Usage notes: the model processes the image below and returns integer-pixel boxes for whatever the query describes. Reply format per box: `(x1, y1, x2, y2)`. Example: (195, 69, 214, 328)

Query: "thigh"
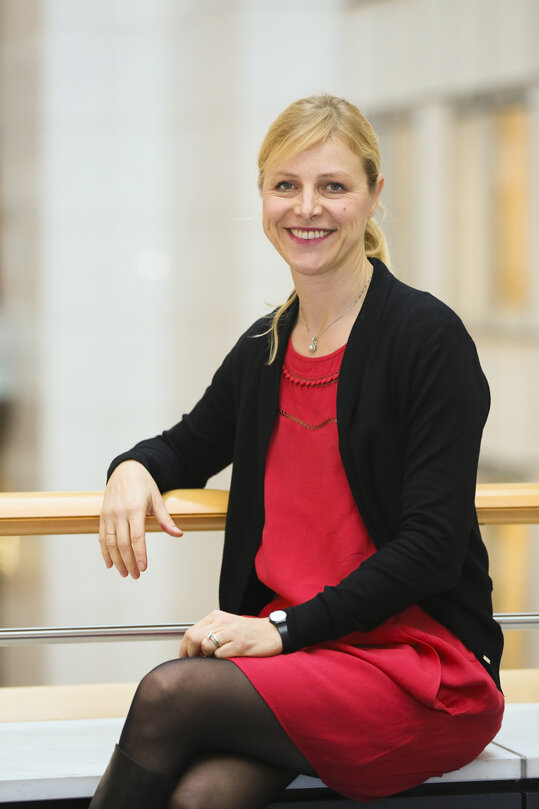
(191, 659, 316, 774)
(167, 752, 296, 809)
(122, 656, 317, 777)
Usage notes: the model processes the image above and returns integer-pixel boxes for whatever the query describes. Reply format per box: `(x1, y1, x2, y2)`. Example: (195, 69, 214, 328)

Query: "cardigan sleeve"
(286, 318, 491, 649)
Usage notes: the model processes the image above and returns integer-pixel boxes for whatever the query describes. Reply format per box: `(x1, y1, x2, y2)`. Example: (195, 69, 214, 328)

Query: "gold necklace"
(299, 270, 372, 353)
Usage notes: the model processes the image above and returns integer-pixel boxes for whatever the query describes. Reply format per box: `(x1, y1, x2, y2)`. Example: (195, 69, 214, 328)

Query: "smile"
(288, 228, 334, 243)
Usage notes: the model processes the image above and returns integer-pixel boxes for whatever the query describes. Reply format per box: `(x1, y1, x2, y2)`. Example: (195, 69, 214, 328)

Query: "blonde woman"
(91, 95, 504, 809)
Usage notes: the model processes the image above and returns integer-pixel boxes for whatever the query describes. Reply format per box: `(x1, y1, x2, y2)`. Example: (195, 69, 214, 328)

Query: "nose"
(294, 187, 322, 219)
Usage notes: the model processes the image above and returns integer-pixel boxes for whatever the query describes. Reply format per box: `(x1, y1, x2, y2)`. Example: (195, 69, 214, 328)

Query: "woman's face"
(261, 137, 383, 281)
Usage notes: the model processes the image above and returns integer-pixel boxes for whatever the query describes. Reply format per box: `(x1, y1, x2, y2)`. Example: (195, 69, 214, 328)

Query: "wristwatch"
(269, 609, 292, 654)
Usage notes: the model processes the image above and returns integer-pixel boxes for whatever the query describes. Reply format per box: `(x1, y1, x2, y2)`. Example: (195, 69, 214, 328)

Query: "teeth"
(290, 229, 331, 240)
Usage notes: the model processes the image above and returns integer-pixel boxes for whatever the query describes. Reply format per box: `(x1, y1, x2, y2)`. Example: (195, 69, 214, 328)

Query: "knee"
(166, 783, 208, 809)
(133, 659, 189, 717)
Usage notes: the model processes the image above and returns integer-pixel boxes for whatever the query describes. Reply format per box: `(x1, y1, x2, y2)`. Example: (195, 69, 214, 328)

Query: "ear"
(368, 174, 384, 218)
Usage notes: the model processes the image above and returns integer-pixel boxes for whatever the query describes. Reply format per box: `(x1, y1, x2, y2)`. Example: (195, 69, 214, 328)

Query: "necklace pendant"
(309, 337, 318, 353)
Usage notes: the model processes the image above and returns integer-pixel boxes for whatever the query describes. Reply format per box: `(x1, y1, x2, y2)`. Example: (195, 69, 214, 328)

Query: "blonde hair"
(258, 94, 389, 363)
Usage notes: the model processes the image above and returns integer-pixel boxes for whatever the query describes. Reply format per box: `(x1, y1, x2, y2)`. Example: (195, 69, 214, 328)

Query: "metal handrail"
(494, 613, 539, 630)
(0, 623, 195, 645)
(0, 614, 537, 646)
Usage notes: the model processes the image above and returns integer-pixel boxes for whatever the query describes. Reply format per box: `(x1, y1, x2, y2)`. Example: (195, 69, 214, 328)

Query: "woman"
(91, 94, 504, 809)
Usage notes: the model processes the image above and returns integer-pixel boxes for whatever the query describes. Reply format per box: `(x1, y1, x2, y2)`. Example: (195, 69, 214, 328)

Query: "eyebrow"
(274, 171, 352, 180)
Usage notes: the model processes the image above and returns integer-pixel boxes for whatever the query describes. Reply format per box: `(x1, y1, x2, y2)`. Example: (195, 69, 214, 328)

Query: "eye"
(274, 180, 295, 192)
(325, 181, 345, 193)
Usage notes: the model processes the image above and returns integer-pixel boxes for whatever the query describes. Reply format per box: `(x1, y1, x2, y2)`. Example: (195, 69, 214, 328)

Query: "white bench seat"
(490, 702, 539, 778)
(0, 704, 537, 804)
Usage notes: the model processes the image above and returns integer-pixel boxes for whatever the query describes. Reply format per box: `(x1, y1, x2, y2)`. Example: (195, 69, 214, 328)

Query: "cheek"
(262, 194, 289, 223)
(261, 212, 273, 237)
(261, 202, 275, 230)
(262, 214, 280, 248)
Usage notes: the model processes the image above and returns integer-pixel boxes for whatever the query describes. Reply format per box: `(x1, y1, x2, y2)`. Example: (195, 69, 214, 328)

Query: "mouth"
(287, 228, 334, 244)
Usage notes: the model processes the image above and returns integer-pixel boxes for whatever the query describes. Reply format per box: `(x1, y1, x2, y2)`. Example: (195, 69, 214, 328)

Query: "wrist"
(268, 610, 292, 654)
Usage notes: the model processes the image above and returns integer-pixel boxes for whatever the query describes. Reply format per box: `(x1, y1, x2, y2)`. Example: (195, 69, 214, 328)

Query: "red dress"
(233, 339, 504, 801)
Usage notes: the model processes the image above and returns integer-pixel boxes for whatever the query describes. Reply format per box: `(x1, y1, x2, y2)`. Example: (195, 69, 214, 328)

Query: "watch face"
(270, 610, 287, 622)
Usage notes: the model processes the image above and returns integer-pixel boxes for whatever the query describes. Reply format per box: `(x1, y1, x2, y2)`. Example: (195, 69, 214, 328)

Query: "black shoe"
(89, 744, 174, 808)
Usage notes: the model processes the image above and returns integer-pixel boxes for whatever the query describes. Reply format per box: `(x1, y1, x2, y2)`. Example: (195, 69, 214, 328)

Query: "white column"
(412, 102, 453, 303)
(38, 0, 224, 684)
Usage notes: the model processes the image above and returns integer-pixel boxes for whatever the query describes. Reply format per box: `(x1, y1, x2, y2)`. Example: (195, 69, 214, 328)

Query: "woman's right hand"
(99, 460, 183, 578)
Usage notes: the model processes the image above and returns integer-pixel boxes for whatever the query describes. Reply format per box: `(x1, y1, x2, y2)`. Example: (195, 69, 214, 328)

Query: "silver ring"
(207, 631, 221, 649)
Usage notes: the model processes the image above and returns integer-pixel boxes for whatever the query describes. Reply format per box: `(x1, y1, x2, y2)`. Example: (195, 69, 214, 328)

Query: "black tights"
(118, 657, 317, 809)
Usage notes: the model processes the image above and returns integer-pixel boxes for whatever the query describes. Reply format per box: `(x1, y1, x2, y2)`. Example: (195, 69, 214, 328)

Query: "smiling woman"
(90, 95, 504, 809)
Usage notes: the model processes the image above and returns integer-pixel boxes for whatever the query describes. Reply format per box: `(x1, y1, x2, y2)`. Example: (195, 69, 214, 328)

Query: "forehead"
(269, 137, 365, 179)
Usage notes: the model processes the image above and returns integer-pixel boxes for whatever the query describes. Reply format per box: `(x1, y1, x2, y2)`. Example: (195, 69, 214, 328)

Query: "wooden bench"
(0, 484, 538, 807)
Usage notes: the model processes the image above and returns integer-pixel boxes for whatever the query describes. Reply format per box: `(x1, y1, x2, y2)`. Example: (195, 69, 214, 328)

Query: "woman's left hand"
(179, 609, 283, 659)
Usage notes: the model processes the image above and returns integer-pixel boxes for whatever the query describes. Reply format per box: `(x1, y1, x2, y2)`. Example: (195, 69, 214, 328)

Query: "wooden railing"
(1, 483, 538, 536)
(0, 483, 538, 646)
(0, 488, 229, 536)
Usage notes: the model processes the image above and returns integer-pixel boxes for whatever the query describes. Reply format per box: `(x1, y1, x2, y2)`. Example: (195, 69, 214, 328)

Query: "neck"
(294, 258, 372, 337)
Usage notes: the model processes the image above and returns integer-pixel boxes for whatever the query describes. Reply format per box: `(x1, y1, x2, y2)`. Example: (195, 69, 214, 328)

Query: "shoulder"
(387, 276, 464, 343)
(218, 312, 275, 375)
(229, 300, 296, 364)
(361, 261, 484, 386)
(370, 263, 474, 356)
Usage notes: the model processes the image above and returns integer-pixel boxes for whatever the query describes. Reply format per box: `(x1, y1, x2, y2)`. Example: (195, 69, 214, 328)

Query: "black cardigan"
(109, 260, 504, 689)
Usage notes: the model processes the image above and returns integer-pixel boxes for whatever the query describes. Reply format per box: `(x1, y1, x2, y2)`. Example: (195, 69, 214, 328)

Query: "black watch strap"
(269, 610, 292, 654)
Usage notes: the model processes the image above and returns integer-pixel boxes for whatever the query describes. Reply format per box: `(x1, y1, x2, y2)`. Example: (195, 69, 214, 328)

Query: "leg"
(119, 657, 316, 776)
(166, 753, 296, 809)
(90, 657, 316, 809)
(89, 744, 175, 809)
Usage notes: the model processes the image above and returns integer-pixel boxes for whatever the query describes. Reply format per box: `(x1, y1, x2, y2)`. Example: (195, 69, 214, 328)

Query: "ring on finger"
(207, 631, 221, 650)
(106, 531, 117, 535)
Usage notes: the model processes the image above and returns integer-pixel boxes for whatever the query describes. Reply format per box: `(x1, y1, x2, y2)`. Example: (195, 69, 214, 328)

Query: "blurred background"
(0, 0, 538, 687)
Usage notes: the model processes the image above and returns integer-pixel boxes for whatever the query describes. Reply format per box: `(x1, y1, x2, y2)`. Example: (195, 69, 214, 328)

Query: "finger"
(152, 493, 183, 538)
(209, 634, 232, 659)
(115, 517, 140, 579)
(127, 511, 148, 573)
(179, 626, 199, 658)
(98, 514, 113, 569)
(103, 522, 129, 578)
(185, 630, 204, 658)
(213, 640, 233, 659)
(178, 612, 226, 658)
(204, 630, 224, 658)
(182, 626, 216, 658)
(199, 636, 217, 658)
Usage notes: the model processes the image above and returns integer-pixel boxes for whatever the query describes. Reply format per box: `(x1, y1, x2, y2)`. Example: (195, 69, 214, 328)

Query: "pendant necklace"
(300, 270, 373, 353)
